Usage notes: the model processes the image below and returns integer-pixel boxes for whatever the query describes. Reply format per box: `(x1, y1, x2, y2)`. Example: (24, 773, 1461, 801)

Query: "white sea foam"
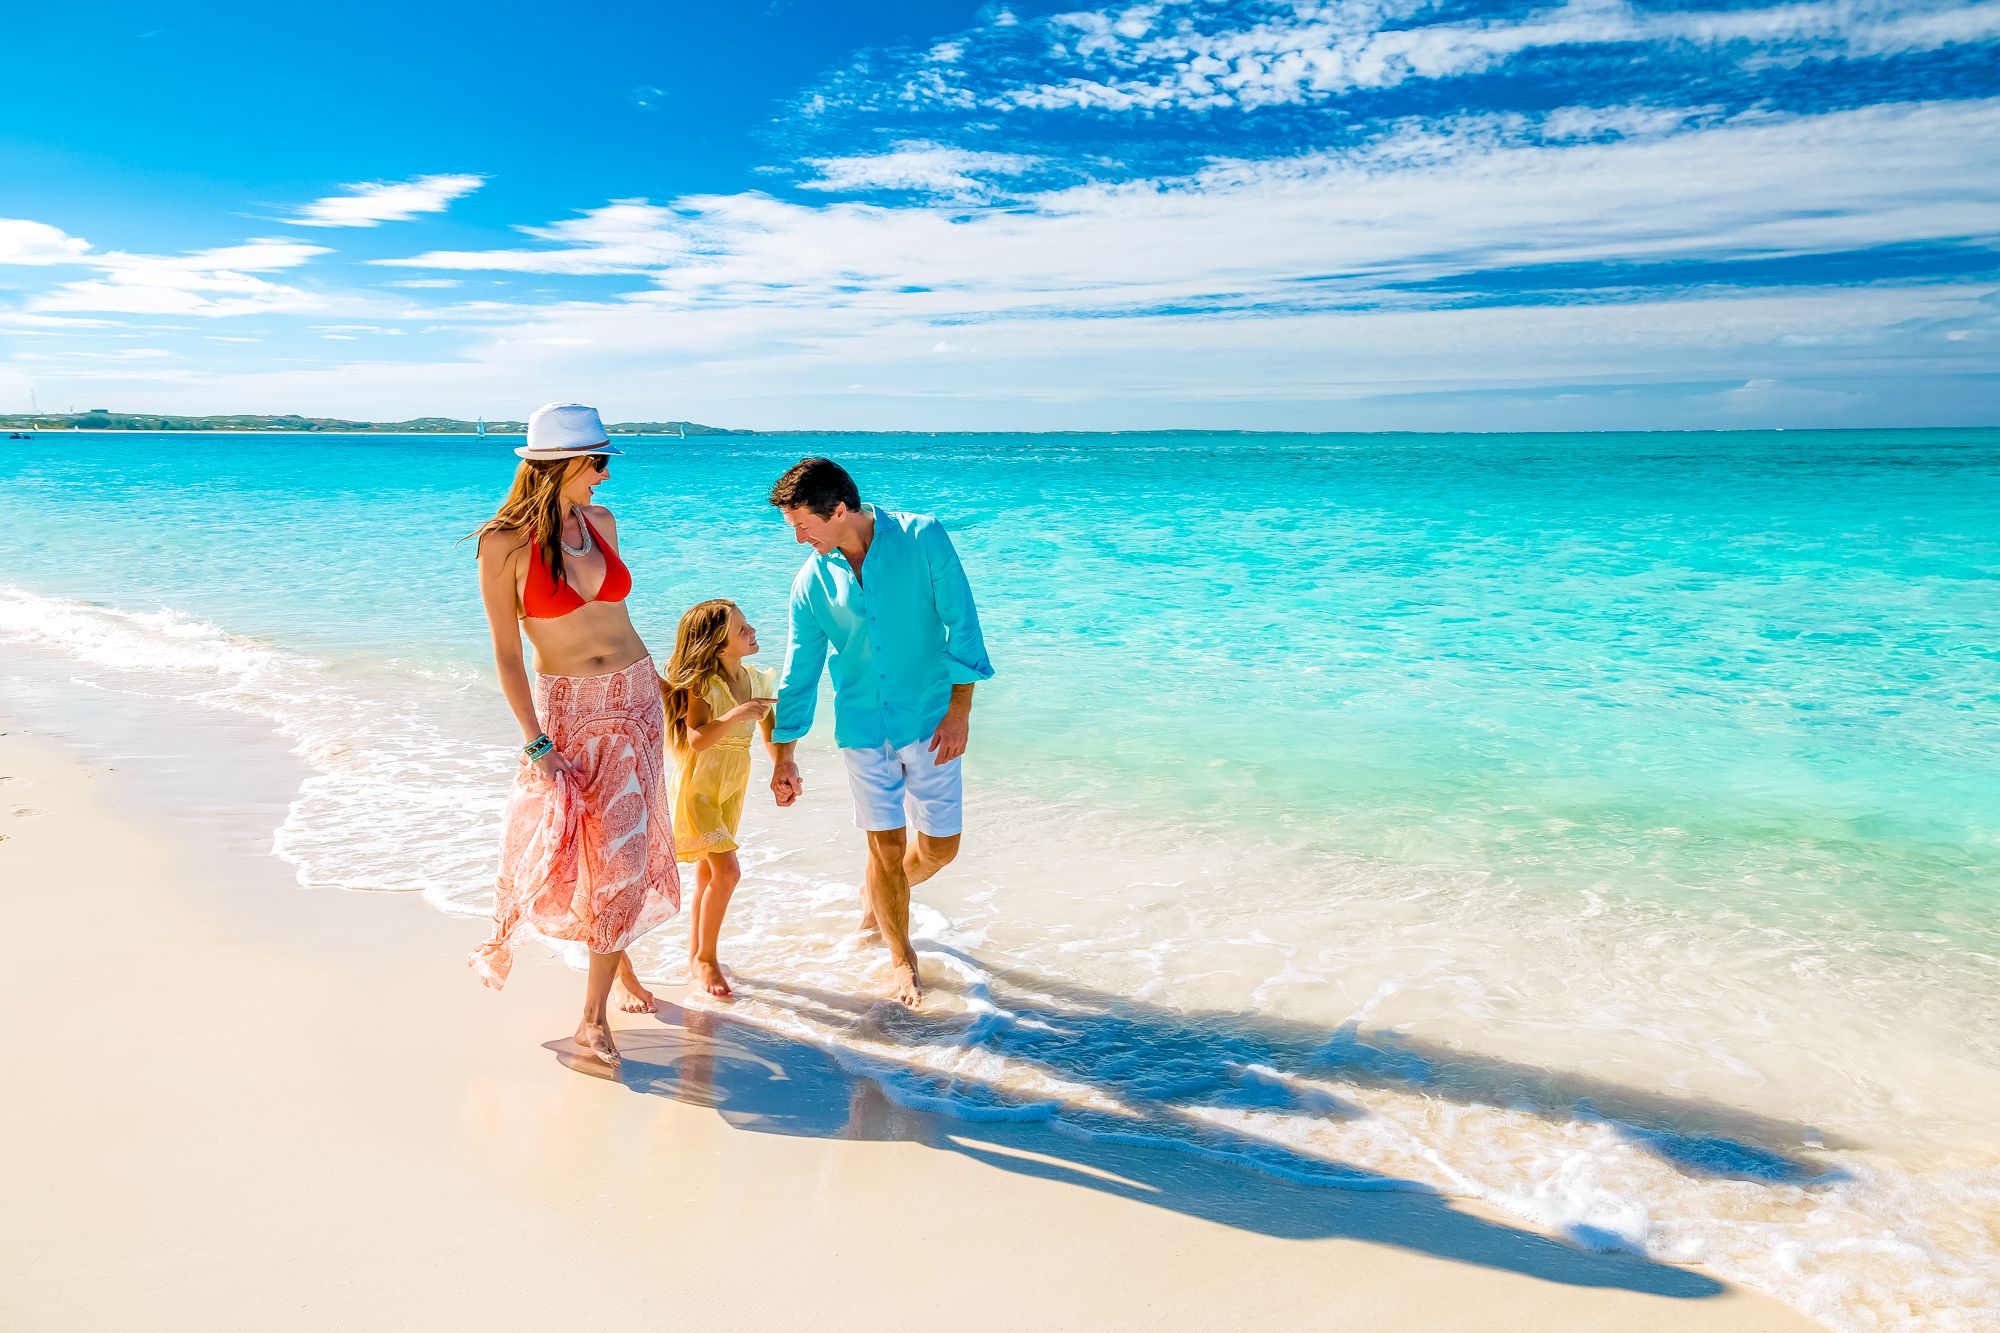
(3, 583, 1997, 1331)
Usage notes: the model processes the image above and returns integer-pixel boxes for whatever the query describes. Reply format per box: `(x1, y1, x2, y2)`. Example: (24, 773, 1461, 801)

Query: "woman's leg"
(691, 851, 740, 999)
(575, 949, 625, 1064)
(614, 951, 656, 1013)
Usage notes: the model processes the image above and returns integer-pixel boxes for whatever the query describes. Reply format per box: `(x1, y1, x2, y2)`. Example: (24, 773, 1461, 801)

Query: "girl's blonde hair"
(468, 456, 586, 581)
(662, 599, 736, 749)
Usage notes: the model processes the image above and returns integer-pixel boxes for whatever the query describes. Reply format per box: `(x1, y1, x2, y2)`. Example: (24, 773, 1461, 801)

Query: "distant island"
(0, 410, 745, 435)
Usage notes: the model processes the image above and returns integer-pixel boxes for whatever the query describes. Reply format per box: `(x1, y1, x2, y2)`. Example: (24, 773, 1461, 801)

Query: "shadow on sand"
(536, 952, 1846, 1302)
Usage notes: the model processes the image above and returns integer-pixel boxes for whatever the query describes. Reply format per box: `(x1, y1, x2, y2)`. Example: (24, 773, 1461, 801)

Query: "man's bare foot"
(573, 1019, 621, 1066)
(693, 959, 734, 999)
(890, 961, 924, 1009)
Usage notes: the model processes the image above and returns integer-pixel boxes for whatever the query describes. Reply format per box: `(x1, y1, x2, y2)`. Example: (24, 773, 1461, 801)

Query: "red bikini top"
(522, 511, 632, 619)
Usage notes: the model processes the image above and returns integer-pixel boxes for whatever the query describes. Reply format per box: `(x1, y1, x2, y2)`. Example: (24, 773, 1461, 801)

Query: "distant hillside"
(0, 411, 745, 435)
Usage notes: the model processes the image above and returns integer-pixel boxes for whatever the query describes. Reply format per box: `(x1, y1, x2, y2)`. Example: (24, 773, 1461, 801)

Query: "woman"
(467, 402, 679, 1066)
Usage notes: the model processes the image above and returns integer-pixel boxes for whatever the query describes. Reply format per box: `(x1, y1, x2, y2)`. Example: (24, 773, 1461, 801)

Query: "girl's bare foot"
(573, 1019, 621, 1066)
(693, 959, 734, 999)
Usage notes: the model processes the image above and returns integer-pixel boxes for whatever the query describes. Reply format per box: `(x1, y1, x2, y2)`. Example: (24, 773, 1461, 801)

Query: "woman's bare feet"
(614, 955, 656, 1012)
(692, 958, 734, 999)
(573, 1018, 621, 1065)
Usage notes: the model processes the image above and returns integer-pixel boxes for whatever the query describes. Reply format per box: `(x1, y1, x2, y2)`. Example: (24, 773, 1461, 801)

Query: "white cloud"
(996, 0, 2000, 112)
(32, 238, 330, 317)
(287, 173, 486, 228)
(372, 200, 695, 274)
(383, 98, 1996, 328)
(0, 218, 93, 266)
(1717, 376, 1867, 418)
(21, 73, 2000, 428)
(798, 142, 1042, 199)
(241, 95, 1988, 426)
(385, 277, 461, 289)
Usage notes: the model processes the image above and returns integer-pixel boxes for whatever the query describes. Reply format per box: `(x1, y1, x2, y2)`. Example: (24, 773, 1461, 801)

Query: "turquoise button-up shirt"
(773, 505, 994, 750)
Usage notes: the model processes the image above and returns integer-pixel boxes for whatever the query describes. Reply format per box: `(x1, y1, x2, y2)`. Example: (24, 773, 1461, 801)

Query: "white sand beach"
(0, 720, 1820, 1332)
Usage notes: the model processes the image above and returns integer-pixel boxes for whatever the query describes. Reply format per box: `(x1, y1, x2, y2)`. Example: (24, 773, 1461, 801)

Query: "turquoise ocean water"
(3, 429, 1997, 1328)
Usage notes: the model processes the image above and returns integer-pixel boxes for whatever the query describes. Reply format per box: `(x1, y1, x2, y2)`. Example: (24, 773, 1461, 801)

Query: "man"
(767, 458, 993, 1008)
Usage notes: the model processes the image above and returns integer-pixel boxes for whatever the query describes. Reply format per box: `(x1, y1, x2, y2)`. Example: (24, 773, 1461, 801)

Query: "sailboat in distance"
(677, 421, 686, 439)
(475, 416, 486, 439)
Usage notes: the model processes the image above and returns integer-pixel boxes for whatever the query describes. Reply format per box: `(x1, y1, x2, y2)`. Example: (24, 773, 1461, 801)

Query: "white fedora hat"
(515, 402, 625, 460)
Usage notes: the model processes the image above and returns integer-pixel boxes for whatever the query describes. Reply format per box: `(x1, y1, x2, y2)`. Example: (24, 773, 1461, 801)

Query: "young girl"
(660, 599, 776, 998)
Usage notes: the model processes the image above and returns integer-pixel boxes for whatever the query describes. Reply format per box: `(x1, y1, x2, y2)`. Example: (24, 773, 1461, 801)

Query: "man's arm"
(770, 578, 830, 806)
(923, 521, 992, 765)
(923, 520, 993, 686)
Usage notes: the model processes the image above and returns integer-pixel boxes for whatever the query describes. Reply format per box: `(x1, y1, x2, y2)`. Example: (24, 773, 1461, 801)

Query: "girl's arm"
(684, 691, 773, 753)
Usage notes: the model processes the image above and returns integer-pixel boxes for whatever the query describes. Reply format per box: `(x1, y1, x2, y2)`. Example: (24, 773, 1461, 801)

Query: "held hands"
(928, 708, 970, 766)
(770, 760, 803, 808)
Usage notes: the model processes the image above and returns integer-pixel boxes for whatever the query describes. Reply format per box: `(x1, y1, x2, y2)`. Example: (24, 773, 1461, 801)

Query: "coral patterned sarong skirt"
(470, 656, 681, 988)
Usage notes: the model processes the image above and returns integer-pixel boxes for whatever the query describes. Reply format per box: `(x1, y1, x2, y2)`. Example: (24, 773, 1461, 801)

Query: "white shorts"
(841, 739, 964, 837)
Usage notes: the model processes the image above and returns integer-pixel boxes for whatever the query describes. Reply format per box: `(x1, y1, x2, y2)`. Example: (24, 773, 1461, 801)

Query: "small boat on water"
(6, 431, 30, 440)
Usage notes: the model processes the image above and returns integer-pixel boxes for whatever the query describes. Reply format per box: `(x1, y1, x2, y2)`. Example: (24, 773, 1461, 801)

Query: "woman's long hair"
(662, 599, 736, 749)
(469, 457, 579, 582)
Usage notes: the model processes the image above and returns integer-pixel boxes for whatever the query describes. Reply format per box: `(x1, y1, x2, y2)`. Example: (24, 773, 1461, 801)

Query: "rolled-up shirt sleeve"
(772, 577, 829, 744)
(923, 520, 994, 685)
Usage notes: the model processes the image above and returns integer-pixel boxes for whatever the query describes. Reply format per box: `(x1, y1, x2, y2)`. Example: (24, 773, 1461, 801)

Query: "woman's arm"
(478, 530, 577, 782)
(477, 530, 542, 743)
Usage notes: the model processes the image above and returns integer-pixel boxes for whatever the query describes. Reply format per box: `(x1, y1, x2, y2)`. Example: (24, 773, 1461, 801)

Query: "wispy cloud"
(372, 200, 694, 274)
(371, 99, 2000, 318)
(272, 94, 1992, 426)
(287, 173, 485, 228)
(32, 238, 330, 317)
(799, 0, 2000, 118)
(797, 141, 1042, 199)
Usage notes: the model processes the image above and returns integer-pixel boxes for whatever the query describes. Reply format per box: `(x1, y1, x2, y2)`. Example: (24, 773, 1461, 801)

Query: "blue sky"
(2, 0, 1996, 429)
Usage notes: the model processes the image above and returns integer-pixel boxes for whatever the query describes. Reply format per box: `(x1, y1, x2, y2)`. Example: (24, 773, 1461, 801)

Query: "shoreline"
(8, 425, 1994, 437)
(0, 718, 1820, 1331)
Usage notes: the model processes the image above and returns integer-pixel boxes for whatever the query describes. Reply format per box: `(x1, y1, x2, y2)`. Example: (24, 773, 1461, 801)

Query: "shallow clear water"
(3, 428, 1998, 1329)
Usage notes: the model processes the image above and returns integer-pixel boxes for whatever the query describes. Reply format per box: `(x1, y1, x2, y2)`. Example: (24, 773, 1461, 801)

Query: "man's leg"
(901, 742, 965, 891)
(864, 827, 923, 1008)
(904, 832, 960, 887)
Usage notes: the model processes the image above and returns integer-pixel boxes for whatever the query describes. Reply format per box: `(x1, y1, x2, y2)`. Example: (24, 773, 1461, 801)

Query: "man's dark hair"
(769, 457, 862, 517)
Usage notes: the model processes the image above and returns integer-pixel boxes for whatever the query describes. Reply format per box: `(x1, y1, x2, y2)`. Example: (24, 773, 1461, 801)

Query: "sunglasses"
(583, 453, 611, 473)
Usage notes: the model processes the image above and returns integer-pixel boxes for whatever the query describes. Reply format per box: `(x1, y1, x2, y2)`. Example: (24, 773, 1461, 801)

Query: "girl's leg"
(691, 851, 741, 999)
(575, 949, 625, 1064)
(686, 858, 713, 964)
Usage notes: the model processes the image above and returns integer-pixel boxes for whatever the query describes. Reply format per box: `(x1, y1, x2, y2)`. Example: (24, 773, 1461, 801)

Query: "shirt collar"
(829, 502, 883, 569)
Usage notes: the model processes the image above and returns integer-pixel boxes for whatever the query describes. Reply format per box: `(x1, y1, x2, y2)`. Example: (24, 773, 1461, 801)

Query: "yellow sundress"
(671, 664, 776, 862)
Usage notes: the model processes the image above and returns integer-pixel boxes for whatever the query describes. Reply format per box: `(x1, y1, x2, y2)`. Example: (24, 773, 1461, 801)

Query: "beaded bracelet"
(522, 734, 554, 762)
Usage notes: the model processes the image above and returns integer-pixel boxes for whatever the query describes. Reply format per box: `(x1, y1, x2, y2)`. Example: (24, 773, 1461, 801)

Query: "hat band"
(514, 439, 619, 461)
